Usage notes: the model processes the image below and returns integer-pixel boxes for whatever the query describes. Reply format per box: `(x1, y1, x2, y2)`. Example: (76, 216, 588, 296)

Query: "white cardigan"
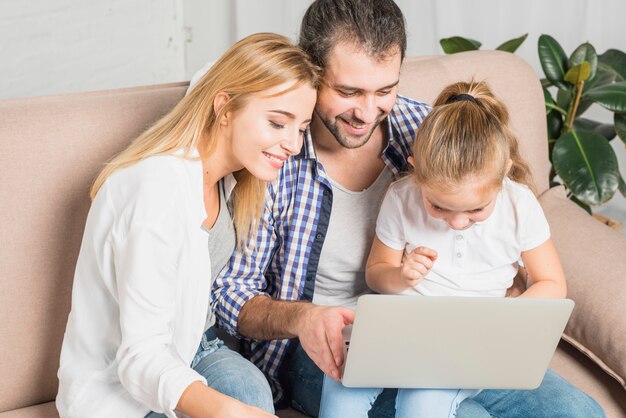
(57, 154, 233, 418)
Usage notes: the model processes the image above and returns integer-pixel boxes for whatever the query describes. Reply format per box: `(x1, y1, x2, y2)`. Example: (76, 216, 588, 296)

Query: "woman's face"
(224, 81, 317, 181)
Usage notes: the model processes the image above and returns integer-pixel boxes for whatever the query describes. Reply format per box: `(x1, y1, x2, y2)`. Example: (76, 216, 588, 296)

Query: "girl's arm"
(519, 238, 567, 299)
(366, 236, 437, 294)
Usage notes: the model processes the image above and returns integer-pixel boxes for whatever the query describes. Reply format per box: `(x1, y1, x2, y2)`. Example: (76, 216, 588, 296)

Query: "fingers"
(403, 247, 437, 286)
(298, 306, 351, 381)
(411, 246, 438, 261)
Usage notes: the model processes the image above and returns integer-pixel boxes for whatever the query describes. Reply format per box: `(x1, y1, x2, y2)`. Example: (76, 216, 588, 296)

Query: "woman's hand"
(211, 398, 278, 418)
(177, 381, 277, 418)
(401, 246, 438, 288)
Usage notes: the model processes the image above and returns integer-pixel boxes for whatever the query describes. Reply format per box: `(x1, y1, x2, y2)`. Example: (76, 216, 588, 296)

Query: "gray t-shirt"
(312, 166, 394, 308)
(203, 180, 235, 329)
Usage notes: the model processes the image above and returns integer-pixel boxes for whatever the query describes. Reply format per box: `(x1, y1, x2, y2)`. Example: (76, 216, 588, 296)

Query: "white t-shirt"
(376, 176, 550, 297)
(57, 153, 235, 418)
(313, 167, 393, 308)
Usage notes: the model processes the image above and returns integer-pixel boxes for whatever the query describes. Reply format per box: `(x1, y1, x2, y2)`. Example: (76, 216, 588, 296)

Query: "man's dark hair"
(299, 0, 407, 68)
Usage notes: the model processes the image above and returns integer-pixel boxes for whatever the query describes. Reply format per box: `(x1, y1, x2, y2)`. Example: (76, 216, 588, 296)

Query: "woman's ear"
(213, 92, 230, 125)
(407, 156, 415, 168)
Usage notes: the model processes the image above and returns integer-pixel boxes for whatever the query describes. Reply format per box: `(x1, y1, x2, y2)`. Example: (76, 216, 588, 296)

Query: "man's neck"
(311, 117, 388, 191)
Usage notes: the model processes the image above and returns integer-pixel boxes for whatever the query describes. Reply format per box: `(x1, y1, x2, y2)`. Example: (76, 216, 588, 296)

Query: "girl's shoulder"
(502, 177, 536, 201)
(385, 175, 423, 204)
(388, 175, 418, 193)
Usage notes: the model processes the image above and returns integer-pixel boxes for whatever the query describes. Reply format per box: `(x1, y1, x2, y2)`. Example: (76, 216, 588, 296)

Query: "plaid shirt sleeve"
(212, 183, 281, 338)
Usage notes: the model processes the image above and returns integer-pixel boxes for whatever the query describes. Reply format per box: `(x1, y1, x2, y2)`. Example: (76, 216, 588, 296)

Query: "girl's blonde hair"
(412, 80, 535, 194)
(91, 33, 321, 246)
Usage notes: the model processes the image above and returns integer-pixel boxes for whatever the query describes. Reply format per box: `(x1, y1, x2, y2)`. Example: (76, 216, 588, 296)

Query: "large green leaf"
(569, 43, 598, 81)
(615, 113, 626, 145)
(573, 118, 616, 140)
(576, 97, 594, 117)
(619, 175, 626, 198)
(564, 62, 591, 85)
(586, 82, 626, 112)
(547, 111, 564, 142)
(538, 35, 569, 90)
(552, 130, 620, 205)
(543, 87, 564, 114)
(496, 33, 528, 53)
(583, 66, 616, 93)
(440, 37, 480, 54)
(557, 88, 572, 111)
(598, 49, 626, 82)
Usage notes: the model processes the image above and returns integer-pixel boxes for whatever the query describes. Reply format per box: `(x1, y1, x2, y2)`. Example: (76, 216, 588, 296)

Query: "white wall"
(0, 0, 185, 100)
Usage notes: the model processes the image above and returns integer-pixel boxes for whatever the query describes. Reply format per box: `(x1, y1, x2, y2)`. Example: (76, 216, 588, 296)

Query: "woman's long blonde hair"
(91, 33, 321, 246)
(412, 80, 535, 194)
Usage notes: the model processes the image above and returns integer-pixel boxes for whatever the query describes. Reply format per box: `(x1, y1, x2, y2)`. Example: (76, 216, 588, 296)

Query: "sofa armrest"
(539, 186, 626, 390)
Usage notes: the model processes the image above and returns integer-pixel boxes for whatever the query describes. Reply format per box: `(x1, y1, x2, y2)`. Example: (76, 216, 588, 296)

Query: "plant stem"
(545, 102, 567, 115)
(566, 80, 585, 130)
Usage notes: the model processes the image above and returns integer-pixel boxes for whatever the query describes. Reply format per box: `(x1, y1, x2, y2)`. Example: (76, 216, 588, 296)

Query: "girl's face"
(223, 81, 317, 181)
(421, 176, 501, 231)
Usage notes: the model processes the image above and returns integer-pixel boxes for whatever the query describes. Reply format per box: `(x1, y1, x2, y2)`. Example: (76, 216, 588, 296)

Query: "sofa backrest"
(0, 83, 187, 412)
(0, 50, 547, 413)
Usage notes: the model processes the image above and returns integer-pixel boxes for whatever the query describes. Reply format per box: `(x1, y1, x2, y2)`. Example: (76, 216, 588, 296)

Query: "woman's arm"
(177, 382, 276, 418)
(519, 239, 567, 299)
(366, 236, 437, 294)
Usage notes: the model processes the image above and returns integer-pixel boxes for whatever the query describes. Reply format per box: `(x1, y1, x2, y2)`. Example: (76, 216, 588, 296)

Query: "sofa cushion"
(0, 402, 57, 418)
(539, 186, 626, 391)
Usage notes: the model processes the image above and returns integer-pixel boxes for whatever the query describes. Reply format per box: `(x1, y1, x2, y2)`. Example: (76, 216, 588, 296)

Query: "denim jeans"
(145, 328, 274, 417)
(288, 341, 605, 418)
(320, 375, 480, 418)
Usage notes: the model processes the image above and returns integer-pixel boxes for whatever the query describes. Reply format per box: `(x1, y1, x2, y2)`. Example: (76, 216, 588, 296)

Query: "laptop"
(341, 295, 574, 390)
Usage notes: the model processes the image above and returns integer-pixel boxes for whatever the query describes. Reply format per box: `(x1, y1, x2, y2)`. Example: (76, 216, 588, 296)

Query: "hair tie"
(446, 93, 477, 105)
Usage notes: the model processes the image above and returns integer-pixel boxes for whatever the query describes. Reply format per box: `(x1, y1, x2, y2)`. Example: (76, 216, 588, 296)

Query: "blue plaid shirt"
(213, 95, 430, 401)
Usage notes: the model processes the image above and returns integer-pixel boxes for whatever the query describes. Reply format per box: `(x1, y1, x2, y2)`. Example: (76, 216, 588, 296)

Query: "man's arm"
(238, 296, 354, 381)
(213, 183, 354, 381)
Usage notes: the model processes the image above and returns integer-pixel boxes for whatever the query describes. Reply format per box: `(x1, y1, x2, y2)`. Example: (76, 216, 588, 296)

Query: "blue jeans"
(320, 375, 480, 418)
(145, 328, 274, 417)
(288, 341, 604, 418)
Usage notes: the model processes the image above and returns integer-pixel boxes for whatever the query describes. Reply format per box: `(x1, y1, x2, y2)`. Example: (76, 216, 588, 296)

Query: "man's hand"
(401, 246, 437, 288)
(295, 304, 355, 381)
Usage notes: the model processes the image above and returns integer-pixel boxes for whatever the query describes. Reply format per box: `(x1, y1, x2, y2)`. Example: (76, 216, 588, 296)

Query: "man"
(213, 0, 604, 416)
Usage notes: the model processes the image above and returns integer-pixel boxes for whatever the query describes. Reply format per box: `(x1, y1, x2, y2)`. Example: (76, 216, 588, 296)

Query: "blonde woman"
(56, 33, 319, 418)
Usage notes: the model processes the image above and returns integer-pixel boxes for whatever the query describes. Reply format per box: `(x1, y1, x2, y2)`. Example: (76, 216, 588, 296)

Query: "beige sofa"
(1, 51, 625, 418)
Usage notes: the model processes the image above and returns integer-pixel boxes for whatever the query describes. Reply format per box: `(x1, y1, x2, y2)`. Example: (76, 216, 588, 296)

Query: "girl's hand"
(401, 246, 438, 288)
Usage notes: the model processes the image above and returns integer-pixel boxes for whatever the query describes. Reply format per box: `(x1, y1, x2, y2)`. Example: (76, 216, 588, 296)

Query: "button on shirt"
(376, 176, 551, 297)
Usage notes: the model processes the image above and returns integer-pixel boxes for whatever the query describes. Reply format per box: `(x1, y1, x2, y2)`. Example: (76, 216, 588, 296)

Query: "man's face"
(313, 42, 401, 149)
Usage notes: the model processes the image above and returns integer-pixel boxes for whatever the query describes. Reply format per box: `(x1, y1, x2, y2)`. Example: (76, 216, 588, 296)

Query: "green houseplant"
(439, 34, 626, 214)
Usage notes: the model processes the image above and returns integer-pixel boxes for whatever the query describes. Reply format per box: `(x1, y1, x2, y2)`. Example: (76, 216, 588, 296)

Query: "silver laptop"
(341, 295, 574, 390)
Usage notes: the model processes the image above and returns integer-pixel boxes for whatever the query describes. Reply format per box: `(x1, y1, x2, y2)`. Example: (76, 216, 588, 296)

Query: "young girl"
(56, 33, 319, 418)
(318, 80, 566, 418)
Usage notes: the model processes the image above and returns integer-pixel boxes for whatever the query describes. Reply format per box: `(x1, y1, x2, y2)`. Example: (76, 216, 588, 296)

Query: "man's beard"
(315, 109, 384, 149)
